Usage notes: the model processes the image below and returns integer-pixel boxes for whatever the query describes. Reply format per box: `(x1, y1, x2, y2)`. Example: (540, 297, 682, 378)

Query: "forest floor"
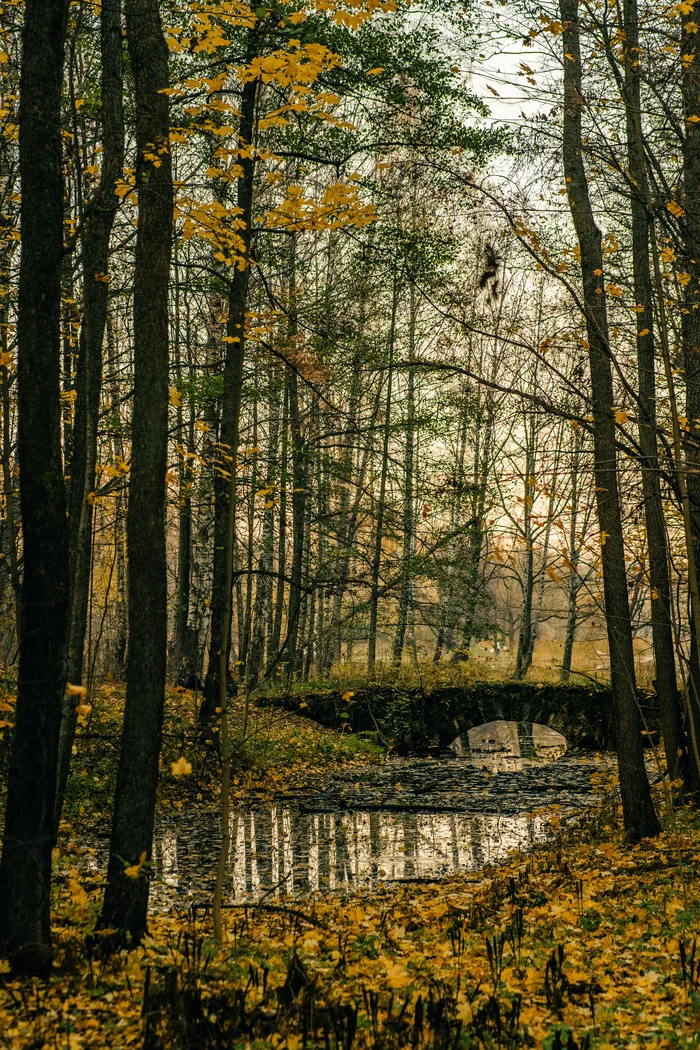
(2, 784, 698, 1048)
(1, 682, 698, 1048)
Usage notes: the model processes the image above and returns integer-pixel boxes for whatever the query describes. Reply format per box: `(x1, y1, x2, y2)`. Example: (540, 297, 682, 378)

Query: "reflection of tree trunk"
(561, 0, 659, 840)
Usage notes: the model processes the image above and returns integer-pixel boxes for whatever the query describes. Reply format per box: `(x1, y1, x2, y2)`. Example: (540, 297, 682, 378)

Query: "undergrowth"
(3, 806, 698, 1048)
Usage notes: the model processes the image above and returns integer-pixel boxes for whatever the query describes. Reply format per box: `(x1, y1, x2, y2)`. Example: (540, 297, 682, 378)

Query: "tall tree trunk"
(0, 0, 70, 974)
(680, 11, 700, 705)
(200, 58, 257, 726)
(618, 0, 698, 793)
(98, 0, 173, 944)
(287, 363, 307, 675)
(367, 276, 398, 672)
(514, 438, 535, 681)
(393, 290, 416, 669)
(561, 434, 582, 681)
(55, 0, 124, 835)
(172, 260, 197, 681)
(284, 238, 307, 676)
(249, 377, 280, 681)
(0, 310, 20, 632)
(268, 380, 289, 668)
(561, 0, 659, 840)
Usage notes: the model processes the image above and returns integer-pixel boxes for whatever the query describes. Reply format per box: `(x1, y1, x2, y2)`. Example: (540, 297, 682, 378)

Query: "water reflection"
(149, 806, 548, 911)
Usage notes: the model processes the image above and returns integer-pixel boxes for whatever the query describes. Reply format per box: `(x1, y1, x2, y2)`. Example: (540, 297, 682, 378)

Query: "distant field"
(331, 635, 655, 688)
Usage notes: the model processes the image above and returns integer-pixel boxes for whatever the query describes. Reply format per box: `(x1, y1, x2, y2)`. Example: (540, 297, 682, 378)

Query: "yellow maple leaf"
(171, 756, 192, 776)
(66, 682, 87, 697)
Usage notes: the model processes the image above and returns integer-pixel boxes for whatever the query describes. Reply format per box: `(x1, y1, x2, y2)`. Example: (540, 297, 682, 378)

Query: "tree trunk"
(98, 0, 173, 944)
(561, 0, 659, 840)
(55, 0, 124, 836)
(393, 291, 416, 669)
(561, 434, 582, 682)
(0, 0, 70, 974)
(619, 0, 697, 793)
(368, 276, 398, 672)
(268, 380, 289, 668)
(680, 11, 700, 704)
(200, 59, 257, 726)
(249, 379, 280, 681)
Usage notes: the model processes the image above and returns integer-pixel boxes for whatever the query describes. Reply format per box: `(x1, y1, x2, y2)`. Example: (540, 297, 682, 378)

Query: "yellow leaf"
(606, 283, 623, 298)
(124, 851, 148, 878)
(366, 67, 385, 75)
(668, 199, 686, 217)
(342, 690, 355, 702)
(614, 409, 628, 424)
(171, 756, 192, 776)
(76, 704, 92, 717)
(169, 385, 182, 408)
(66, 682, 87, 697)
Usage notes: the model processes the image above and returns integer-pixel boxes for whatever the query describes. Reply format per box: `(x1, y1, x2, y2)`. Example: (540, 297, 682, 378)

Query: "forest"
(1, 0, 700, 1045)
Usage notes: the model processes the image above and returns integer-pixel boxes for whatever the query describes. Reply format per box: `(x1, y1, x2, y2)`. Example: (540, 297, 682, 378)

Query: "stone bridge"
(265, 681, 660, 754)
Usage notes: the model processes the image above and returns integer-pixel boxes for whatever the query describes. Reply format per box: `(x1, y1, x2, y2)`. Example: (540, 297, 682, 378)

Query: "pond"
(76, 751, 605, 911)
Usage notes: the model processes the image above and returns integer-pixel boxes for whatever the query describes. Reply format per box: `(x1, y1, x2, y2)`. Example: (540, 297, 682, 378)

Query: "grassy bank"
(48, 680, 384, 833)
(2, 801, 697, 1047)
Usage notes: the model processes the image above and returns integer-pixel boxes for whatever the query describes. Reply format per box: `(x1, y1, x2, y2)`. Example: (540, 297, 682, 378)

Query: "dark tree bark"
(200, 58, 257, 726)
(560, 0, 659, 840)
(679, 9, 700, 729)
(55, 0, 125, 835)
(0, 0, 70, 974)
(98, 0, 173, 945)
(617, 0, 699, 794)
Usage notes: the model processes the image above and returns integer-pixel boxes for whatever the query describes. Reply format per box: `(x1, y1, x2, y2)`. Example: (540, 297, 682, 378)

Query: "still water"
(149, 807, 550, 910)
(138, 754, 600, 910)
